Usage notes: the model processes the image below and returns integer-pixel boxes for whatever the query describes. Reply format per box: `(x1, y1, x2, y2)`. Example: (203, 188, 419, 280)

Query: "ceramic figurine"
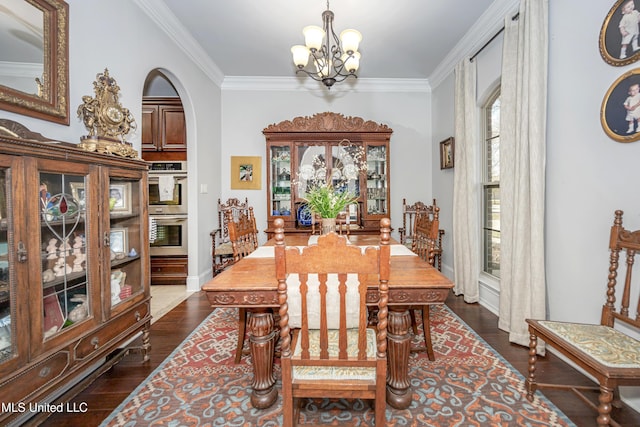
(73, 235, 84, 255)
(42, 269, 56, 282)
(53, 258, 72, 276)
(68, 295, 88, 322)
(110, 269, 125, 305)
(72, 253, 85, 272)
(60, 238, 72, 257)
(46, 238, 58, 259)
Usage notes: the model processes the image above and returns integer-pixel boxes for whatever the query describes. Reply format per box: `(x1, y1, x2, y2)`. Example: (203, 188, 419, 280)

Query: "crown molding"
(429, 0, 520, 89)
(221, 76, 431, 93)
(134, 0, 224, 86)
(0, 61, 42, 77)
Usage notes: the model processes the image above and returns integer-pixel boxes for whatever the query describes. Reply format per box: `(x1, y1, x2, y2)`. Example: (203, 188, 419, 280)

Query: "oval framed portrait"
(601, 68, 640, 142)
(600, 0, 640, 66)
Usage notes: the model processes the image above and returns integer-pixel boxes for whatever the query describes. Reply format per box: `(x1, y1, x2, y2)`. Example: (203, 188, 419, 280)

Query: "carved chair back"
(398, 198, 429, 246)
(274, 217, 390, 426)
(210, 197, 250, 275)
(411, 205, 440, 267)
(226, 207, 258, 262)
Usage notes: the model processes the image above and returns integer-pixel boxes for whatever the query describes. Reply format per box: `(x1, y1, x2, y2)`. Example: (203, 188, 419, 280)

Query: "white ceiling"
(154, 0, 505, 83)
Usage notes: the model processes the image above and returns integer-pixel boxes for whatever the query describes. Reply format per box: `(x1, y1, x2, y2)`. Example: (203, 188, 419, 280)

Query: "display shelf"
(263, 112, 392, 236)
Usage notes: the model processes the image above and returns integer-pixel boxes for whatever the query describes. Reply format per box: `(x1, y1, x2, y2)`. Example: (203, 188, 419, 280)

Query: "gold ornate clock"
(77, 69, 138, 158)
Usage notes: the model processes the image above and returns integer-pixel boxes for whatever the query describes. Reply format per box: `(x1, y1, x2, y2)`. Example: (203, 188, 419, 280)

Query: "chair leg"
(597, 385, 615, 427)
(422, 306, 435, 361)
(234, 308, 247, 364)
(409, 310, 419, 335)
(409, 306, 435, 360)
(526, 331, 538, 401)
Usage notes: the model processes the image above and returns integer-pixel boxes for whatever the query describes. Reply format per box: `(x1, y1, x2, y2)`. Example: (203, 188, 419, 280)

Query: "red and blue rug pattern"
(101, 305, 575, 426)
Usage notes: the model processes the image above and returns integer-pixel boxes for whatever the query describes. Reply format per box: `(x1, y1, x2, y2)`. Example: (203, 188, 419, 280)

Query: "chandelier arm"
(293, 1, 360, 89)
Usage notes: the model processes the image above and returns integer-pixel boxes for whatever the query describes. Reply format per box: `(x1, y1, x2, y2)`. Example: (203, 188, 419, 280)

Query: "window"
(482, 89, 500, 278)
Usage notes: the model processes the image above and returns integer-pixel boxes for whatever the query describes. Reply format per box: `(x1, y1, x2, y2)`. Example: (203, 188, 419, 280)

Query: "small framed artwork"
(109, 182, 132, 214)
(110, 228, 128, 254)
(599, 0, 640, 66)
(439, 137, 455, 169)
(69, 182, 86, 205)
(601, 68, 640, 142)
(230, 156, 261, 190)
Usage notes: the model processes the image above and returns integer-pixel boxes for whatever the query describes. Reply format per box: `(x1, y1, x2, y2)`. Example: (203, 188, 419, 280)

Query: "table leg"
(247, 308, 278, 408)
(386, 306, 412, 409)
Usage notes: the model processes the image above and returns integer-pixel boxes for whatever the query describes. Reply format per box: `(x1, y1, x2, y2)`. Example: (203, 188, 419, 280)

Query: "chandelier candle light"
(291, 1, 362, 89)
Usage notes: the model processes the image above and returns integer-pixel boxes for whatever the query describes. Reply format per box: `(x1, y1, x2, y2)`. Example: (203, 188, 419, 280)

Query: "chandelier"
(290, 1, 362, 89)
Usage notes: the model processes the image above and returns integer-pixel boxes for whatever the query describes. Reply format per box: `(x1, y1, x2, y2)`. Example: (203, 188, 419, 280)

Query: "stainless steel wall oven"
(148, 161, 188, 256)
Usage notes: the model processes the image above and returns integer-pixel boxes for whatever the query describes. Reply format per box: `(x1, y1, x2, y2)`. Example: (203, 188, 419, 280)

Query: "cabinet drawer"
(75, 302, 150, 359)
(151, 257, 187, 285)
(0, 351, 69, 403)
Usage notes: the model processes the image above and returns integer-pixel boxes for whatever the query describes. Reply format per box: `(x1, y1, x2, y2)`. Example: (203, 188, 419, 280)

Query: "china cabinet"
(0, 121, 150, 426)
(263, 112, 392, 237)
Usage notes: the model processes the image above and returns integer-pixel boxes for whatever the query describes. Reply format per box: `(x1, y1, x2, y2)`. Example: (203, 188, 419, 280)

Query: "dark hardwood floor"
(42, 291, 640, 426)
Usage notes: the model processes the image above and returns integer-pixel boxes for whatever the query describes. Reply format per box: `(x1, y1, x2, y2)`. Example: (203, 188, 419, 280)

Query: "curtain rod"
(470, 12, 519, 62)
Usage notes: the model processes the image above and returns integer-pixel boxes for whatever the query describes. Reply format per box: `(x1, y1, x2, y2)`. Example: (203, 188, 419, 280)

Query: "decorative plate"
(343, 164, 358, 180)
(297, 204, 313, 226)
(299, 165, 314, 180)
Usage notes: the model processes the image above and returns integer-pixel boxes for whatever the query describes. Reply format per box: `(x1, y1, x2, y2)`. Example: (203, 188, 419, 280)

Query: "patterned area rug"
(101, 306, 575, 426)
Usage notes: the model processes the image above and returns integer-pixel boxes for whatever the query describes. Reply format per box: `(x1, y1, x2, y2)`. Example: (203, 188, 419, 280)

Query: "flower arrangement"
(297, 139, 367, 219)
(304, 182, 358, 219)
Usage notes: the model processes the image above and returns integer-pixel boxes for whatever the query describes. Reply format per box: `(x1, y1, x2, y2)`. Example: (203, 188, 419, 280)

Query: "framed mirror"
(0, 0, 69, 125)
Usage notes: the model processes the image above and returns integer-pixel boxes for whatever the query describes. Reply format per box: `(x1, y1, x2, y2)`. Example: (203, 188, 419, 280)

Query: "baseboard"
(186, 275, 203, 292)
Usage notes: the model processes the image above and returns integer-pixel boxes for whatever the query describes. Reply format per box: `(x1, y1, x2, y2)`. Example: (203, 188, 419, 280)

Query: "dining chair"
(275, 217, 390, 427)
(399, 198, 445, 269)
(225, 207, 259, 364)
(408, 204, 441, 361)
(398, 198, 429, 248)
(526, 210, 640, 427)
(210, 197, 250, 276)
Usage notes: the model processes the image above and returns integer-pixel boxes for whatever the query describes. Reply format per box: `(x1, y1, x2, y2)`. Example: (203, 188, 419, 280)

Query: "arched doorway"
(142, 70, 189, 293)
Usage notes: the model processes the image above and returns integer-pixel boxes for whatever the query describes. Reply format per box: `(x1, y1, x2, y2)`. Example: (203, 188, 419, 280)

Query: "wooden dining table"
(201, 234, 454, 410)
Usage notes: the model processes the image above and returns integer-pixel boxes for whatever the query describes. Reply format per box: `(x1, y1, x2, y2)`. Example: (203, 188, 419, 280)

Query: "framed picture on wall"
(439, 137, 455, 169)
(599, 0, 640, 66)
(601, 68, 640, 142)
(230, 156, 262, 190)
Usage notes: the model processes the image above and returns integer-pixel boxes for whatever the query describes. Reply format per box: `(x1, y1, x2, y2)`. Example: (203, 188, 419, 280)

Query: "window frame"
(480, 87, 501, 281)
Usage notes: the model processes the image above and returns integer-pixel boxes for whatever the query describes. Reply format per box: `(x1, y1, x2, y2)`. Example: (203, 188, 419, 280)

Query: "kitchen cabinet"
(0, 124, 150, 426)
(263, 112, 392, 237)
(141, 97, 186, 161)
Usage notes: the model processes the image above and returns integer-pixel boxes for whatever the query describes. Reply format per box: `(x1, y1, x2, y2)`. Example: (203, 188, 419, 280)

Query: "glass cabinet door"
(39, 172, 91, 339)
(366, 145, 388, 215)
(108, 175, 143, 311)
(269, 145, 292, 217)
(0, 169, 11, 363)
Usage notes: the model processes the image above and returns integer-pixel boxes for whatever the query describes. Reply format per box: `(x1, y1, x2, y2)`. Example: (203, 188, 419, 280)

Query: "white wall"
(220, 87, 431, 245)
(546, 0, 640, 325)
(0, 0, 222, 290)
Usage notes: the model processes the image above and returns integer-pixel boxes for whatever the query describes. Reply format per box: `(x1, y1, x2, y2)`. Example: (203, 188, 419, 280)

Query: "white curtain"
(498, 0, 548, 349)
(452, 59, 480, 303)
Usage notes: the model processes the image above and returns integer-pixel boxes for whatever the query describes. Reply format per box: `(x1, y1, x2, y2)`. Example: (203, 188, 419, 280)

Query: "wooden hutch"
(263, 112, 392, 238)
(0, 121, 150, 425)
